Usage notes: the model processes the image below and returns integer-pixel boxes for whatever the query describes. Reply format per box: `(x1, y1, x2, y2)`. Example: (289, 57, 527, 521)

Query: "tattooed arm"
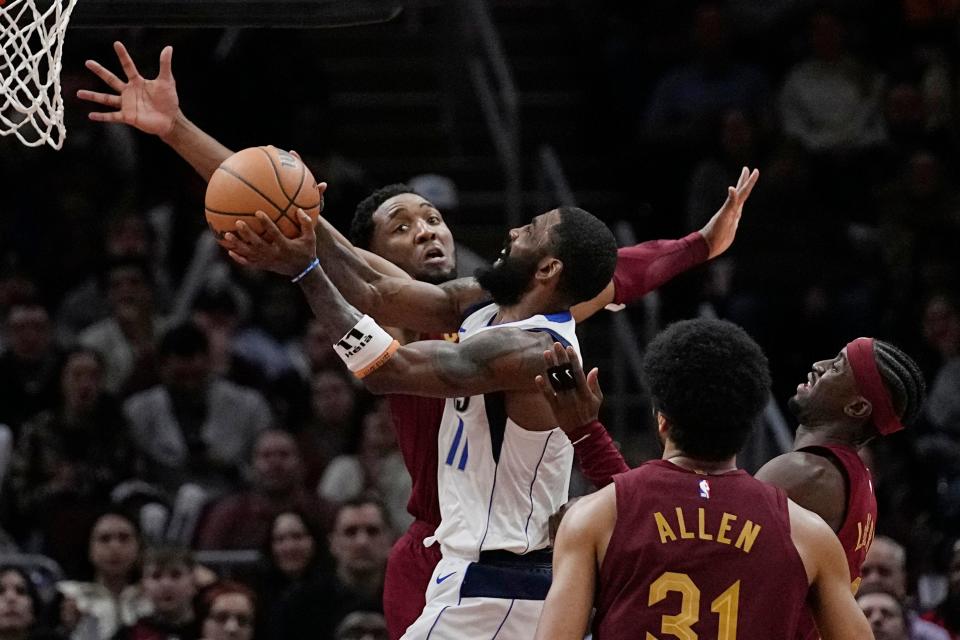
(297, 263, 552, 397)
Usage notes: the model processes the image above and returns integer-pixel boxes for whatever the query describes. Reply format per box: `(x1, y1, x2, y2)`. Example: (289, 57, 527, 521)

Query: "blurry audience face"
(0, 570, 33, 634)
(6, 304, 51, 361)
(62, 350, 102, 413)
(810, 10, 845, 61)
(270, 513, 316, 577)
(360, 403, 397, 459)
(202, 593, 254, 640)
(335, 611, 389, 640)
(253, 431, 303, 494)
(368, 193, 457, 284)
(107, 265, 152, 316)
(330, 504, 391, 580)
(693, 4, 729, 59)
(142, 561, 196, 620)
(107, 215, 151, 257)
(89, 514, 140, 582)
(908, 151, 944, 199)
(922, 294, 960, 358)
(162, 352, 211, 396)
(304, 320, 336, 370)
(861, 538, 907, 599)
(858, 592, 909, 640)
(311, 370, 357, 426)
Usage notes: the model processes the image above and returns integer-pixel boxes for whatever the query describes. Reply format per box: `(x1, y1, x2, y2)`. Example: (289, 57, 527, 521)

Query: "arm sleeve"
(568, 420, 630, 488)
(612, 232, 710, 305)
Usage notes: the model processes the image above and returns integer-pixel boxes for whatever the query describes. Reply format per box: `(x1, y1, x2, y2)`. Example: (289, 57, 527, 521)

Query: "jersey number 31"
(646, 572, 740, 640)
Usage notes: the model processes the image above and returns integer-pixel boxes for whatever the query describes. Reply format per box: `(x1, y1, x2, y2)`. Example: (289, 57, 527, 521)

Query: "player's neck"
(493, 291, 567, 324)
(794, 422, 861, 450)
(661, 442, 737, 475)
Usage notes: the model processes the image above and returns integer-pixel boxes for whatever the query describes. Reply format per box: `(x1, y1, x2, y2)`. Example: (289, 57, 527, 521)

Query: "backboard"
(69, 0, 404, 28)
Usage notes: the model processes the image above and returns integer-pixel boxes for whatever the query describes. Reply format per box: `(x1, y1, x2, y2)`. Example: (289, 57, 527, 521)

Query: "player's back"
(594, 460, 809, 640)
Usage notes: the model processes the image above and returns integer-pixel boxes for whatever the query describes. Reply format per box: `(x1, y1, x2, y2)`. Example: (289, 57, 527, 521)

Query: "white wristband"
(333, 315, 399, 379)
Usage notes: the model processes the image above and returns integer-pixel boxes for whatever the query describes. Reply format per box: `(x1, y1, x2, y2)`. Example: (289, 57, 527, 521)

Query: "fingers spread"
(257, 212, 286, 244)
(113, 41, 141, 81)
(88, 111, 125, 123)
(84, 59, 125, 93)
(159, 45, 174, 80)
(76, 90, 120, 108)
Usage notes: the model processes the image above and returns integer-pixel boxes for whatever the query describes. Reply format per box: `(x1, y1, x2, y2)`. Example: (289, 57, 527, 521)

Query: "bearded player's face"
(475, 210, 559, 307)
(788, 348, 860, 424)
(369, 194, 457, 284)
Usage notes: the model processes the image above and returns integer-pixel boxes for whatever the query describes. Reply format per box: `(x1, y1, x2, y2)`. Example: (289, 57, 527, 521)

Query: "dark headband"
(846, 337, 903, 435)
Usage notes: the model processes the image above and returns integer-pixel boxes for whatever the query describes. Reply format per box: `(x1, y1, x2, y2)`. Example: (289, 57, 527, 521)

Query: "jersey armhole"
(797, 446, 852, 532)
(526, 328, 572, 348)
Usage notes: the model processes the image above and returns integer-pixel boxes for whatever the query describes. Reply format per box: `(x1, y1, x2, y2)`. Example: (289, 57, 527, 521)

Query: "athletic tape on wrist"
(333, 315, 399, 379)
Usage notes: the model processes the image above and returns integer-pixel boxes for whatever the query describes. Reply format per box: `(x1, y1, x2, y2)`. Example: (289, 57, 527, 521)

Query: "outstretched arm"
(78, 41, 232, 180)
(230, 209, 488, 334)
(295, 254, 553, 398)
(571, 167, 760, 321)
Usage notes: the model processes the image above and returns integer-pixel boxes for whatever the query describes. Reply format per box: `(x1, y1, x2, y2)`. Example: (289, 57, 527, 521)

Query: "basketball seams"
(215, 165, 287, 215)
(259, 146, 302, 226)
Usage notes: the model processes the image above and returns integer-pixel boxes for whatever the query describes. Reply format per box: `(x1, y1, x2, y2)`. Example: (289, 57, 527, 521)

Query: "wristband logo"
(337, 328, 374, 358)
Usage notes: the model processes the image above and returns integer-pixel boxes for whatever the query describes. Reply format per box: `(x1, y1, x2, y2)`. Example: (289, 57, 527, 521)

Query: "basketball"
(204, 145, 323, 242)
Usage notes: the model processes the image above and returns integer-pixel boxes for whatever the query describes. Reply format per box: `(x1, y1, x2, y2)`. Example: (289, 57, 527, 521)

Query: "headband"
(845, 337, 903, 435)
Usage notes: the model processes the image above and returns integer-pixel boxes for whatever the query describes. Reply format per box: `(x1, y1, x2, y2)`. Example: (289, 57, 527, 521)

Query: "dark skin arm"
(755, 451, 847, 532)
(296, 258, 557, 400)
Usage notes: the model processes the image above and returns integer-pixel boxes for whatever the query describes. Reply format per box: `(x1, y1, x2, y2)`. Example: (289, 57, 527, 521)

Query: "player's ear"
(844, 397, 871, 421)
(536, 256, 563, 282)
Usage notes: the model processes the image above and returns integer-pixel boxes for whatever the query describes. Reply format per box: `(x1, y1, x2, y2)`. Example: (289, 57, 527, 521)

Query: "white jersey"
(429, 302, 577, 560)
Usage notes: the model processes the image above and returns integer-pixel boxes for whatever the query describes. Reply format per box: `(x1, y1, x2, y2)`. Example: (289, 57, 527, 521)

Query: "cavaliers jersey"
(387, 332, 459, 528)
(427, 303, 577, 560)
(793, 444, 878, 640)
(594, 460, 809, 640)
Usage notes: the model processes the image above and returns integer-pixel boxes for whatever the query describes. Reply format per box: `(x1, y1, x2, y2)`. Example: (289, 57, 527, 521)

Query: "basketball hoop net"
(0, 0, 78, 149)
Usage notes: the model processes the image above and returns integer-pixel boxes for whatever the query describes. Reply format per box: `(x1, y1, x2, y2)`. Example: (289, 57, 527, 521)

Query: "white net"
(0, 0, 78, 149)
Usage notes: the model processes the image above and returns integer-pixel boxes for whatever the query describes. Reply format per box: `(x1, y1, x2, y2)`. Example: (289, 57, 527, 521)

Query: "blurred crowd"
(0, 0, 960, 639)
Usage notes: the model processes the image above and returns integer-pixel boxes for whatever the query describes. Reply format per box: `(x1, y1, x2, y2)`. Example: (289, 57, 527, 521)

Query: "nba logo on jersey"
(699, 479, 710, 499)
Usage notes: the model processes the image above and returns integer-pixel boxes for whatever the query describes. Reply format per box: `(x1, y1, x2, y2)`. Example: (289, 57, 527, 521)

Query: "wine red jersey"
(386, 332, 458, 527)
(594, 460, 809, 640)
(793, 444, 877, 639)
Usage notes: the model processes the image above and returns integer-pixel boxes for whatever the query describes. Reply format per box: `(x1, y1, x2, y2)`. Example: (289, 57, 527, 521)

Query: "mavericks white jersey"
(429, 302, 578, 560)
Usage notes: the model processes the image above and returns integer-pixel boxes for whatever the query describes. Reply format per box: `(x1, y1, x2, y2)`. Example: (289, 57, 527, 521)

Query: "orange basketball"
(204, 146, 322, 242)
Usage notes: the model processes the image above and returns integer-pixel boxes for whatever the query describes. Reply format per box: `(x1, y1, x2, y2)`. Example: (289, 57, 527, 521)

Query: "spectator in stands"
(858, 585, 912, 640)
(10, 348, 134, 573)
(778, 7, 887, 155)
(197, 582, 255, 640)
(861, 536, 951, 640)
(57, 510, 150, 640)
(0, 299, 61, 435)
(297, 367, 367, 490)
(189, 288, 262, 394)
(271, 499, 392, 640)
(113, 547, 200, 640)
(123, 322, 271, 509)
(78, 257, 163, 396)
(318, 401, 411, 530)
(333, 612, 387, 640)
(643, 2, 770, 150)
(57, 213, 170, 343)
(195, 429, 329, 550)
(255, 509, 327, 640)
(922, 539, 960, 638)
(0, 566, 63, 640)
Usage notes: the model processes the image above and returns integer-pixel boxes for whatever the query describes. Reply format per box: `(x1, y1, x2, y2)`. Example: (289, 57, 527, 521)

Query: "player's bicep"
(356, 248, 413, 280)
(366, 276, 464, 333)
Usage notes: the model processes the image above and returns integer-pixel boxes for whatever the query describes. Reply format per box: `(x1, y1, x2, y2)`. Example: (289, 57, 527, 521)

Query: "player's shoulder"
(756, 449, 845, 492)
(559, 485, 617, 539)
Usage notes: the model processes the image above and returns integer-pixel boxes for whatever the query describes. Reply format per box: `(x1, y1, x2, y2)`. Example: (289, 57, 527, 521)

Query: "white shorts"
(400, 554, 551, 639)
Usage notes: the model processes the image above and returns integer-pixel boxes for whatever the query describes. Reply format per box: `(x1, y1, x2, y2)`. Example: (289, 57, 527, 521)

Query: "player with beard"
(755, 339, 926, 639)
(79, 41, 759, 638)
(229, 202, 623, 639)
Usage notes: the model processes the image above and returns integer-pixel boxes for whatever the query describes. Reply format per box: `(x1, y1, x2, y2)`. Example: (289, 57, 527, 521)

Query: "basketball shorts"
(400, 549, 552, 640)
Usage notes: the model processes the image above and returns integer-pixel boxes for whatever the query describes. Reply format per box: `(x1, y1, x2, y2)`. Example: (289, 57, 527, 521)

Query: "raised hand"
(699, 166, 760, 259)
(534, 342, 603, 434)
(77, 41, 180, 137)
(222, 197, 326, 277)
